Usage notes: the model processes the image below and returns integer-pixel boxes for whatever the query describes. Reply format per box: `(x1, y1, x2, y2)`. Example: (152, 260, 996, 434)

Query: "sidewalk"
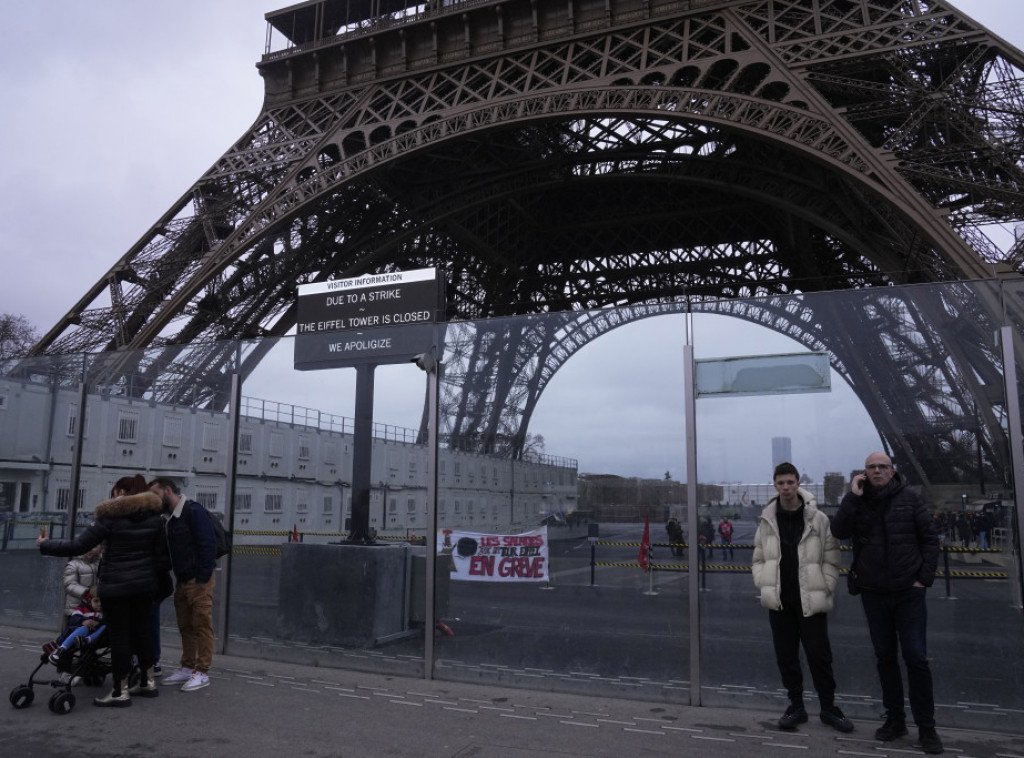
(1, 624, 1021, 758)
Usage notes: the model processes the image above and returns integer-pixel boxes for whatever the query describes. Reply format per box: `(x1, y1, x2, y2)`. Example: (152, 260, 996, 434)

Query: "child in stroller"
(47, 588, 107, 673)
(10, 589, 113, 715)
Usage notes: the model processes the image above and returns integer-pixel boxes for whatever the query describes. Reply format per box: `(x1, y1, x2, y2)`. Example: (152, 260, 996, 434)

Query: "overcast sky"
(1, 1, 1018, 483)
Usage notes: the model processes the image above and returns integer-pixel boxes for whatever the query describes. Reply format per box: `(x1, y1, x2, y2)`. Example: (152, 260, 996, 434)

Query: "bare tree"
(0, 313, 39, 361)
(520, 433, 547, 462)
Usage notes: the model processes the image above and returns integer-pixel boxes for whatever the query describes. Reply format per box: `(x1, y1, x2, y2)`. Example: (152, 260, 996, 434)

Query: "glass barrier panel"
(2, 276, 1021, 727)
(692, 281, 1023, 731)
(432, 311, 690, 701)
(999, 277, 1024, 608)
(231, 334, 425, 676)
(0, 354, 91, 633)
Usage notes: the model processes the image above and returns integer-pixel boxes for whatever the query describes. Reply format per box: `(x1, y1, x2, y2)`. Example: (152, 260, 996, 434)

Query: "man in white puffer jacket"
(752, 462, 852, 734)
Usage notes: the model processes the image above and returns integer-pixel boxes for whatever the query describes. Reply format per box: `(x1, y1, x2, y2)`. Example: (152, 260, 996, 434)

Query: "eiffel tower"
(28, 0, 1024, 487)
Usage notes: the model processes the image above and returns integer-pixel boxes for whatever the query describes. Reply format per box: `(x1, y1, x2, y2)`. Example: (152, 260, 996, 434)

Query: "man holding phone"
(831, 452, 942, 754)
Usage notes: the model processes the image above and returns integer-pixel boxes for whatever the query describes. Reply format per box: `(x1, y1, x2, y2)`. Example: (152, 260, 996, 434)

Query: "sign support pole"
(349, 362, 376, 543)
(421, 346, 440, 678)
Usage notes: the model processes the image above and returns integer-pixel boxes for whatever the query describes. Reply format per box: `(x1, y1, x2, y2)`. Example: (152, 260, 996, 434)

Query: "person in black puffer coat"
(831, 452, 942, 755)
(38, 490, 169, 708)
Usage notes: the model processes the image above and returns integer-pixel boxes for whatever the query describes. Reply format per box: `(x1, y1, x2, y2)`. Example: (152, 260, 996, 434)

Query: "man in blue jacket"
(149, 477, 217, 693)
(831, 452, 942, 755)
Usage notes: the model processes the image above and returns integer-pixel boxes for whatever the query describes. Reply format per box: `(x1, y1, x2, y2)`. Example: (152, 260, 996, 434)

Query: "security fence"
(2, 279, 1024, 732)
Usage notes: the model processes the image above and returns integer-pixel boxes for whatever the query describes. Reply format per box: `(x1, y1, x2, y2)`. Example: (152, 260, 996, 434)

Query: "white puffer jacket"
(62, 554, 100, 615)
(751, 489, 840, 615)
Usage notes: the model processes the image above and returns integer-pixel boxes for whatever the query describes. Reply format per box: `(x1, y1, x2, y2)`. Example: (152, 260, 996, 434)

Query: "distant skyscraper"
(772, 437, 792, 468)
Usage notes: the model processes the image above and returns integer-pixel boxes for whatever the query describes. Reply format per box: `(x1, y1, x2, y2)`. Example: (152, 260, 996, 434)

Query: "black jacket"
(831, 471, 939, 591)
(40, 492, 170, 600)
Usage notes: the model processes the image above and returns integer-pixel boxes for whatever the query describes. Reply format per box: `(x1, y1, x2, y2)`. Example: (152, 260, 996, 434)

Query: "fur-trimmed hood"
(94, 491, 163, 519)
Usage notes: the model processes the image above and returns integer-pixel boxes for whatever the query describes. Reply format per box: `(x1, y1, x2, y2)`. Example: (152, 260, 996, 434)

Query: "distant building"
(0, 377, 578, 540)
(823, 472, 847, 506)
(771, 437, 792, 468)
(578, 474, 721, 522)
(717, 482, 825, 509)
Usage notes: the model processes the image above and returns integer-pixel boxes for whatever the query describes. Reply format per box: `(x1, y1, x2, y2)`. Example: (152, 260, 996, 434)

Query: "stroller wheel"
(9, 685, 34, 709)
(48, 690, 75, 715)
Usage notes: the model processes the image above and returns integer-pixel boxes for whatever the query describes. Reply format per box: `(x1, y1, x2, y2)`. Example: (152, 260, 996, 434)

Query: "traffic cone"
(292, 524, 299, 542)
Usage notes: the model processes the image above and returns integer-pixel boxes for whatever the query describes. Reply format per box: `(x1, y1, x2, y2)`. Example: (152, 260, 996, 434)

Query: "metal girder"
(26, 0, 1024, 485)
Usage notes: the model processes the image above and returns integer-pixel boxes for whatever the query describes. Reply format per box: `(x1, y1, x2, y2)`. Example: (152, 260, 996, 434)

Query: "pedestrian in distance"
(831, 452, 943, 755)
(699, 516, 715, 561)
(665, 518, 685, 557)
(752, 462, 853, 734)
(718, 515, 735, 561)
(149, 477, 218, 693)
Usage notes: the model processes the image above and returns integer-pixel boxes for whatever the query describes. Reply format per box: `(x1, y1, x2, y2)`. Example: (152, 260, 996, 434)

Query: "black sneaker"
(820, 706, 854, 733)
(778, 703, 808, 730)
(874, 713, 908, 741)
(918, 727, 944, 754)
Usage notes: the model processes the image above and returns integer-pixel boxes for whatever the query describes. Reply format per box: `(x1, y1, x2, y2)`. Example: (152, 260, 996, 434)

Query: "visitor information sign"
(294, 267, 440, 369)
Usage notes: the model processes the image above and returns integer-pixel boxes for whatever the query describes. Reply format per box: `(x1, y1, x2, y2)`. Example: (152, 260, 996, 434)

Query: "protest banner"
(437, 527, 549, 582)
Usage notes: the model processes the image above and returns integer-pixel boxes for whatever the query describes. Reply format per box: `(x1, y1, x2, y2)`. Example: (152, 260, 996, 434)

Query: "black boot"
(778, 702, 808, 730)
(918, 727, 944, 754)
(874, 712, 907, 741)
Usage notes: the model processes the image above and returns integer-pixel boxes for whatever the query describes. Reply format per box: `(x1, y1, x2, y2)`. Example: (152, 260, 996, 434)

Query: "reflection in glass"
(0, 280, 1020, 727)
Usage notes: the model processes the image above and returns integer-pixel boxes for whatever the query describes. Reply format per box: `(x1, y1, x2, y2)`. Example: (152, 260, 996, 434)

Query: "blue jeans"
(60, 624, 106, 649)
(861, 587, 935, 728)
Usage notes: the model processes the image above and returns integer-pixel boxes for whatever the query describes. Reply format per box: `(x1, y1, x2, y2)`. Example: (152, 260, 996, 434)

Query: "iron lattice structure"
(28, 0, 1024, 486)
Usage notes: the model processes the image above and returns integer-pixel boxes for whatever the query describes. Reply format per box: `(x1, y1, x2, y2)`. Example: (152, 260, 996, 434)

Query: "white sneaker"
(161, 666, 193, 685)
(181, 670, 209, 692)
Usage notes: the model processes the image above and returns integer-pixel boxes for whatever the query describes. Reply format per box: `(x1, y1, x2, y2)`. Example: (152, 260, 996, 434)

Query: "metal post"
(214, 364, 241, 654)
(350, 363, 376, 543)
(67, 357, 88, 540)
(999, 326, 1024, 608)
(643, 562, 657, 595)
(683, 336, 701, 706)
(422, 347, 440, 680)
(590, 542, 596, 586)
(940, 546, 955, 600)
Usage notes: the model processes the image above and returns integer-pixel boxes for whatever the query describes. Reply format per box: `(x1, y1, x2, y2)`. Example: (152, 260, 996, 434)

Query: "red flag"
(638, 515, 651, 572)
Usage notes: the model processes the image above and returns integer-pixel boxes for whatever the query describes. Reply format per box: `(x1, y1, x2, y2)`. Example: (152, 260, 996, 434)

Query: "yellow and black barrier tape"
(233, 530, 293, 537)
(231, 545, 282, 557)
(591, 562, 1007, 579)
(935, 570, 1007, 578)
(594, 541, 1005, 555)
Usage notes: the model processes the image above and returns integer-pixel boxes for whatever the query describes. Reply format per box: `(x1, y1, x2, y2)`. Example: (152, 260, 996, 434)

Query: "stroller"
(9, 628, 113, 715)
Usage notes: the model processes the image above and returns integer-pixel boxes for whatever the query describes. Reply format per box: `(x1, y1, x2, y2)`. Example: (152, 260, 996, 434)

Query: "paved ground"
(1, 624, 1022, 758)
